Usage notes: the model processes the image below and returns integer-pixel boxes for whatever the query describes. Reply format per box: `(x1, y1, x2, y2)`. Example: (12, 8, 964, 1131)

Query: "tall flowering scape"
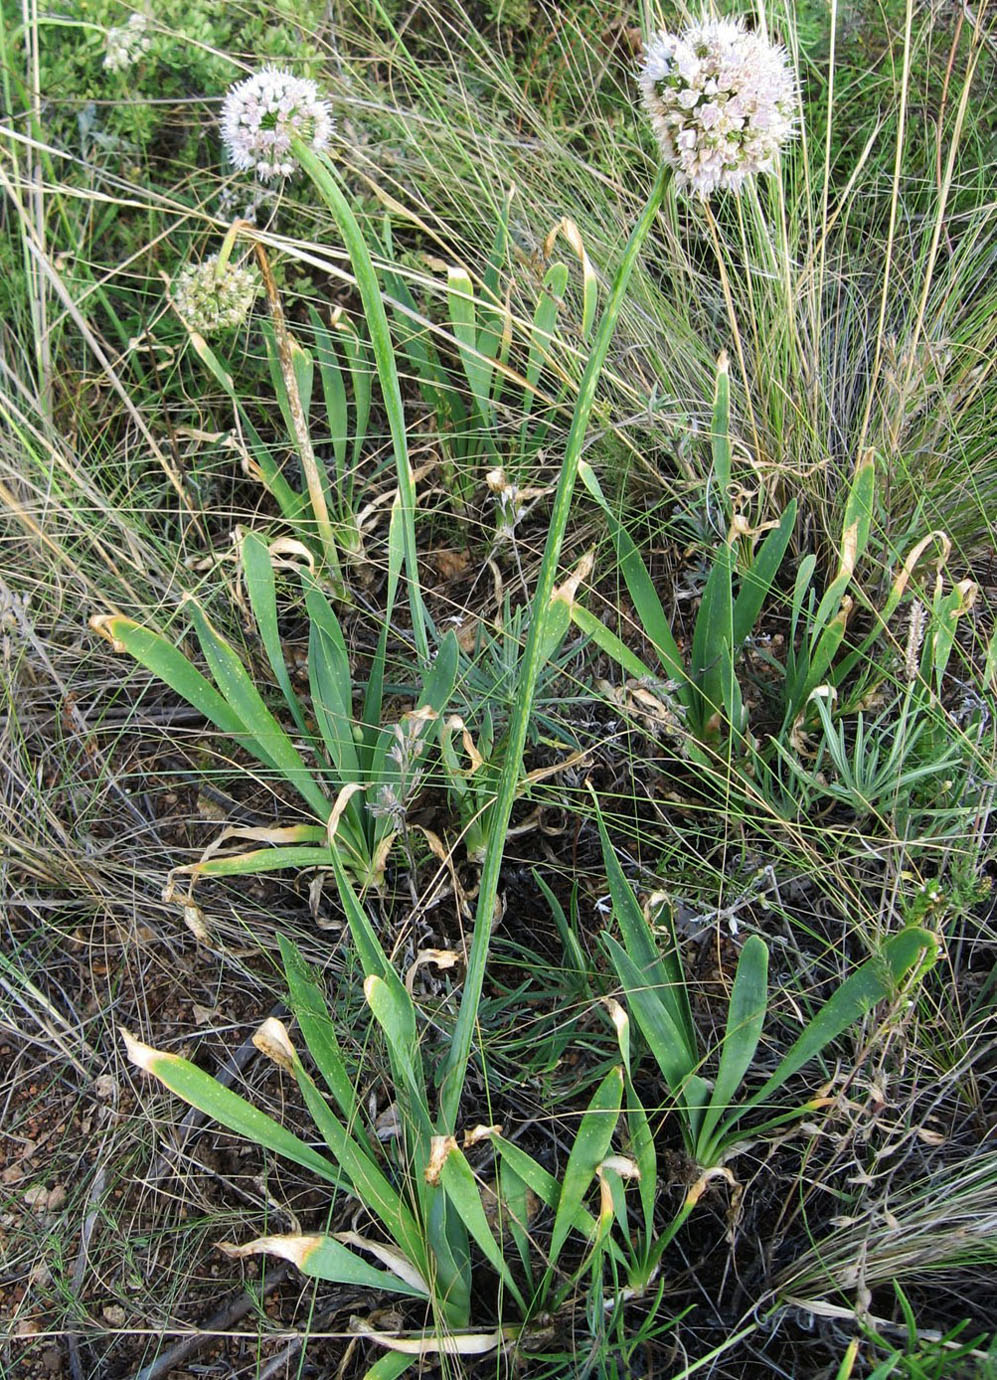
(220, 67, 333, 182)
(639, 17, 797, 197)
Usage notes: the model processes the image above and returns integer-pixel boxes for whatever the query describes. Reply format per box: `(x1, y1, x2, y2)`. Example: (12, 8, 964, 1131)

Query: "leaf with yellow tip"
(119, 1028, 339, 1183)
(218, 1233, 430, 1297)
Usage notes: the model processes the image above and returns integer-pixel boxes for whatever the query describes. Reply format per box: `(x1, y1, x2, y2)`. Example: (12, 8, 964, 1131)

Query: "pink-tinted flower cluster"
(639, 17, 796, 197)
(220, 67, 332, 182)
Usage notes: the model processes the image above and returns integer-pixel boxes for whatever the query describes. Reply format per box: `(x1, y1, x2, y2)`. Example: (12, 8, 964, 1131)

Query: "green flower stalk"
(438, 163, 670, 1127)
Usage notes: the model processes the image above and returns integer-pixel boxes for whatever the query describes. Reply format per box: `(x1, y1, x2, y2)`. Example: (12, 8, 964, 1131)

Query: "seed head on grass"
(639, 16, 797, 197)
(171, 253, 261, 335)
(220, 67, 333, 182)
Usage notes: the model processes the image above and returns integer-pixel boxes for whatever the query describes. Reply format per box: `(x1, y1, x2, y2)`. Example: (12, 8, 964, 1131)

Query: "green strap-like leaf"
(438, 1144, 527, 1311)
(726, 928, 935, 1134)
(105, 617, 247, 743)
(121, 1033, 338, 1182)
(548, 1066, 623, 1269)
(187, 600, 331, 820)
(697, 935, 768, 1159)
(278, 934, 358, 1122)
(241, 531, 311, 742)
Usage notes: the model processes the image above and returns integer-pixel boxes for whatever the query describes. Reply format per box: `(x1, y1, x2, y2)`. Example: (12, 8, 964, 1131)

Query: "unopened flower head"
(171, 253, 261, 335)
(639, 16, 797, 197)
(220, 67, 333, 182)
(104, 13, 151, 73)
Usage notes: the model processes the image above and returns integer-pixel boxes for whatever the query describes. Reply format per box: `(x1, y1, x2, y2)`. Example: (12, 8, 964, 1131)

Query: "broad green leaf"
(520, 262, 568, 436)
(548, 1066, 623, 1269)
(240, 531, 310, 741)
(727, 927, 936, 1133)
(187, 600, 331, 820)
(120, 1030, 338, 1182)
(309, 311, 349, 477)
(273, 1025, 425, 1270)
(627, 1087, 657, 1243)
(485, 1132, 597, 1239)
(603, 935, 697, 1106)
(180, 843, 340, 879)
(365, 1353, 414, 1379)
(341, 326, 372, 467)
(304, 585, 362, 786)
(690, 542, 735, 736)
(418, 631, 459, 715)
(570, 605, 656, 680)
(698, 935, 768, 1157)
(330, 850, 390, 983)
(258, 1233, 428, 1297)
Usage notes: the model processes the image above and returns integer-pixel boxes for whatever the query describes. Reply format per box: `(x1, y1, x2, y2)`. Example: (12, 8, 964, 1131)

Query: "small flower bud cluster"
(171, 253, 261, 335)
(104, 13, 152, 73)
(220, 67, 333, 182)
(639, 17, 796, 197)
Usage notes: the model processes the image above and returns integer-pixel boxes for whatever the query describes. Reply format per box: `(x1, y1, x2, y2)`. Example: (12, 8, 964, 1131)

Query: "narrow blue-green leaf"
(439, 165, 669, 1127)
(711, 353, 732, 506)
(578, 460, 688, 694)
(296, 144, 432, 663)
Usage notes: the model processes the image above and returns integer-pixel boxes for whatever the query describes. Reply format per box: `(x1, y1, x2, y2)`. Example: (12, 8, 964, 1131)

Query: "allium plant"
(639, 16, 796, 197)
(220, 67, 333, 181)
(171, 253, 261, 335)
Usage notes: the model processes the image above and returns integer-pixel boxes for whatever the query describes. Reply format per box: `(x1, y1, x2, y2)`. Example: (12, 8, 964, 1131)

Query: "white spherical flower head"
(639, 17, 797, 197)
(221, 67, 333, 182)
(172, 254, 261, 335)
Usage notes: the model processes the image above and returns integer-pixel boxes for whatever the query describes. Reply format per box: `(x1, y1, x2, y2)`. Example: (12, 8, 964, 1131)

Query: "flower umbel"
(220, 67, 333, 182)
(103, 13, 151, 73)
(171, 253, 261, 335)
(639, 17, 797, 197)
